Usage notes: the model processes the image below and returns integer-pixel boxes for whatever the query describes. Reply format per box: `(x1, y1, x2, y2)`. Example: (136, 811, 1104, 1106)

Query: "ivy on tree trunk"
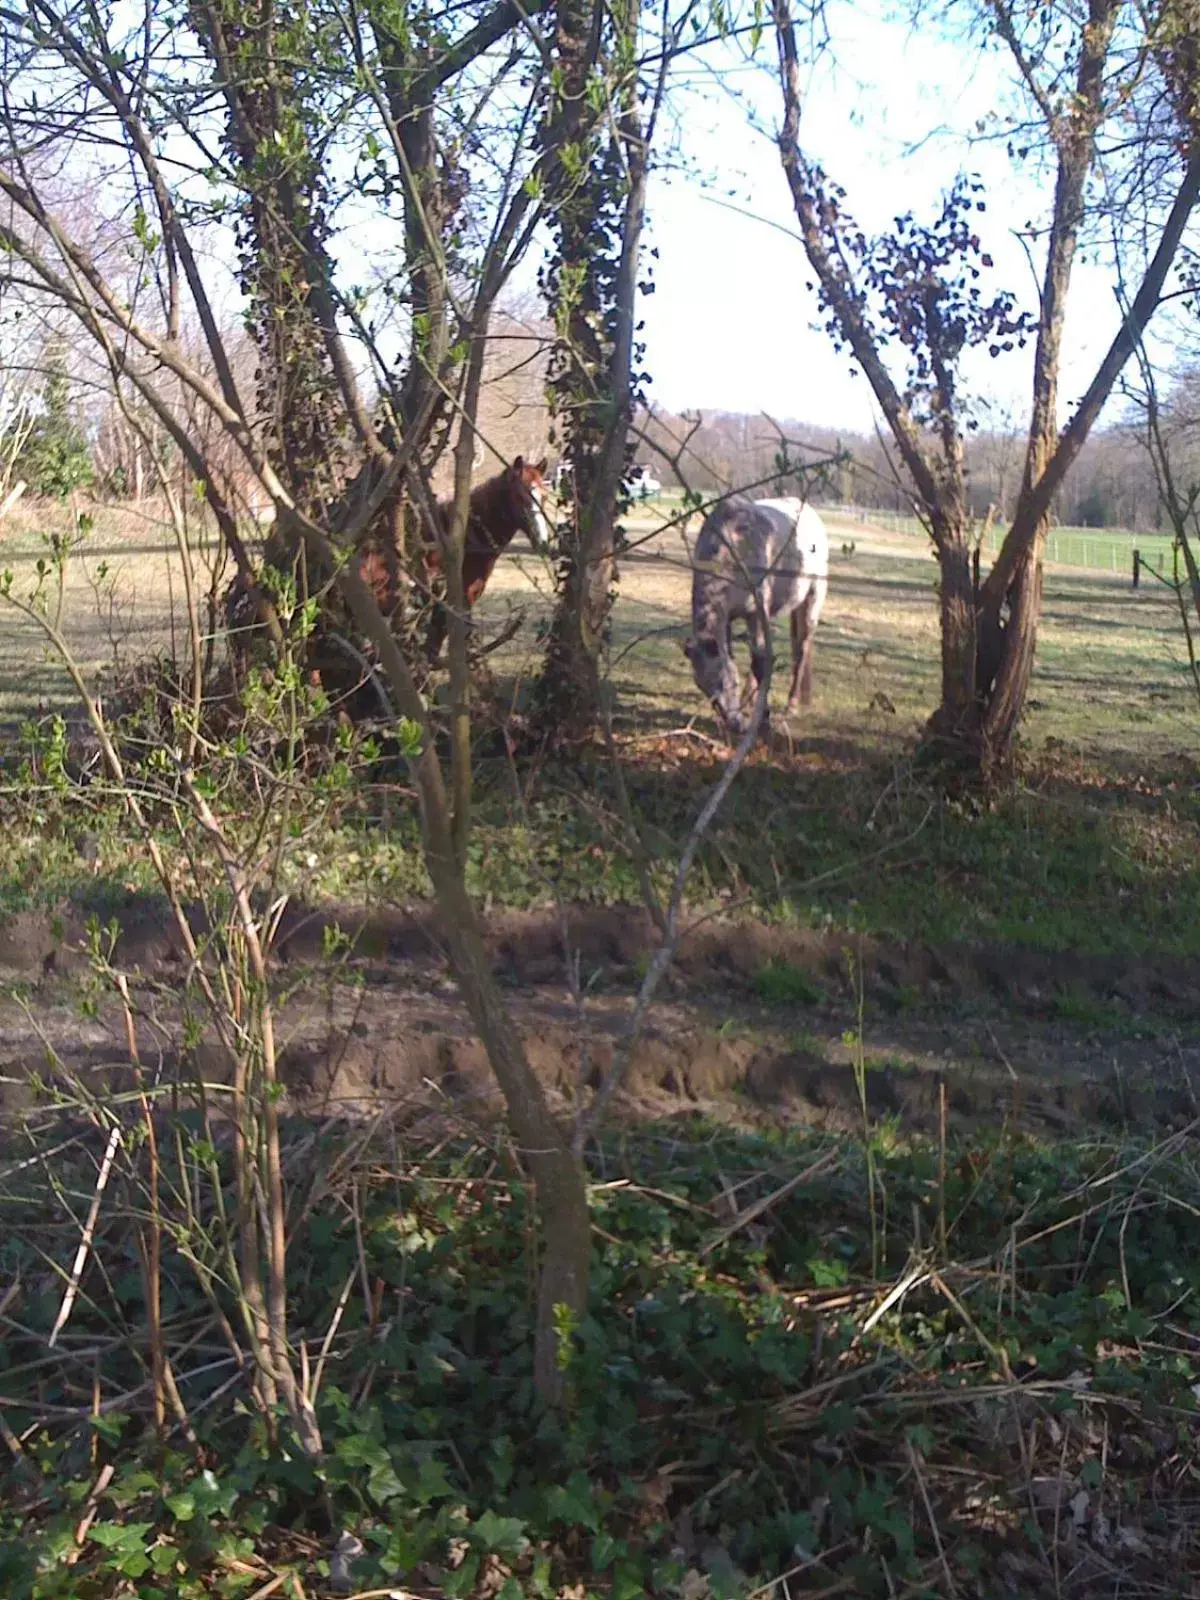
(191, 0, 349, 529)
(534, 0, 648, 739)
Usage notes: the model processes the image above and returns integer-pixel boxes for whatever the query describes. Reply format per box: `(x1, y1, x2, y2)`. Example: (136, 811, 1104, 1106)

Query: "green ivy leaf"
(547, 1471, 600, 1532)
(165, 1489, 196, 1521)
(415, 1455, 453, 1505)
(367, 1461, 406, 1504)
(591, 1529, 622, 1569)
(470, 1509, 527, 1558)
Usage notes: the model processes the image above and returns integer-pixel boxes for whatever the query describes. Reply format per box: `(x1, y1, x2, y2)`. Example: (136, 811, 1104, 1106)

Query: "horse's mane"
(436, 466, 523, 555)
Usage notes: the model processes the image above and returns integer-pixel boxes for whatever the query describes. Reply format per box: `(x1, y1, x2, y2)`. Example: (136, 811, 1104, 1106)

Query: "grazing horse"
(683, 495, 829, 737)
(424, 454, 552, 661)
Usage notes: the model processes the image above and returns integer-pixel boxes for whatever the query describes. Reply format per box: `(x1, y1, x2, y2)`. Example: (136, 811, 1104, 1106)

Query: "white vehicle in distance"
(626, 464, 662, 500)
(551, 462, 663, 500)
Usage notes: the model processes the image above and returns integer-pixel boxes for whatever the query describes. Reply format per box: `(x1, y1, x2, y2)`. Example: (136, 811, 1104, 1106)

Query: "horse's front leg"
(796, 629, 815, 706)
(746, 612, 772, 727)
(785, 607, 806, 712)
(464, 576, 487, 651)
(426, 600, 448, 665)
(428, 564, 487, 665)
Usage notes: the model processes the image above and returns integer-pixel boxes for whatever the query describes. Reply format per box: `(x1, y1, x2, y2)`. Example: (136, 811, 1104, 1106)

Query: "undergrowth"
(2, 1114, 1200, 1598)
(2, 714, 1200, 964)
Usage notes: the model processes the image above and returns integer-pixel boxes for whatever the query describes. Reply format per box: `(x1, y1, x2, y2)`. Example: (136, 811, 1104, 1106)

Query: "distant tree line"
(7, 323, 1196, 540)
(639, 394, 1200, 533)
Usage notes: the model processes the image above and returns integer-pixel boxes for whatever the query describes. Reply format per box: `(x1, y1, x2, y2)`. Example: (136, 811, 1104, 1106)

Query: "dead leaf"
(1029, 1475, 1079, 1513)
(328, 1532, 363, 1595)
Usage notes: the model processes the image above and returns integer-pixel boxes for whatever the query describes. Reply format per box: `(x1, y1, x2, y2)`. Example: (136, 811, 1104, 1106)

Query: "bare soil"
(3, 897, 1197, 1141)
(3, 500, 1199, 1149)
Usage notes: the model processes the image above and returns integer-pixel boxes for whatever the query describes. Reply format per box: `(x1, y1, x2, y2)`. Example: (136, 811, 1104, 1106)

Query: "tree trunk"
(927, 537, 977, 750)
(537, 514, 617, 730)
(980, 549, 1042, 761)
(303, 529, 592, 1405)
(429, 855, 590, 1400)
(962, 139, 1200, 769)
(191, 0, 349, 549)
(534, 0, 646, 739)
(771, 0, 1200, 781)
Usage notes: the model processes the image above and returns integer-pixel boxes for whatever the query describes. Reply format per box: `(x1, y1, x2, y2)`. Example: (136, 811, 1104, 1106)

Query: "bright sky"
(637, 0, 1141, 433)
(161, 0, 1188, 443)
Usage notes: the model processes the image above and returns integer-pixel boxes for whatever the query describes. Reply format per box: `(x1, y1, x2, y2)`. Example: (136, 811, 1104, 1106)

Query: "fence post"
(1132, 548, 1140, 589)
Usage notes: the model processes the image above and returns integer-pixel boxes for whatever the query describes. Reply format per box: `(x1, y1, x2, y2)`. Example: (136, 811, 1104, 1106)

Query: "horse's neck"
(692, 577, 729, 646)
(436, 477, 520, 555)
(470, 477, 523, 552)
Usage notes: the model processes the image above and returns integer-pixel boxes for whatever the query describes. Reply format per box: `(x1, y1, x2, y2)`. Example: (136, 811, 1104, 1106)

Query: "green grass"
(1, 491, 1197, 973)
(4, 494, 1198, 764)
(753, 959, 823, 1006)
(3, 718, 1199, 966)
(2, 497, 1200, 1599)
(992, 521, 1176, 575)
(824, 504, 1179, 575)
(4, 1115, 1200, 1598)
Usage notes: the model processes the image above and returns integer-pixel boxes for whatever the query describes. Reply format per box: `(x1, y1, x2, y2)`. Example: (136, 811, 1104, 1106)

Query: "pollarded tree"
(0, 0, 589, 1408)
(532, 0, 698, 739)
(771, 0, 1200, 774)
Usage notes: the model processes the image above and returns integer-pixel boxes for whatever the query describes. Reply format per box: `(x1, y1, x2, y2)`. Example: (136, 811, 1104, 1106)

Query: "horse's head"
(509, 455, 553, 551)
(683, 634, 745, 736)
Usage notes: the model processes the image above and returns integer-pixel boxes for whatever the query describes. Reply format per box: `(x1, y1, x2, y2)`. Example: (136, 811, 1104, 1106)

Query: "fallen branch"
(0, 480, 27, 520)
(700, 1147, 841, 1255)
(48, 1124, 122, 1349)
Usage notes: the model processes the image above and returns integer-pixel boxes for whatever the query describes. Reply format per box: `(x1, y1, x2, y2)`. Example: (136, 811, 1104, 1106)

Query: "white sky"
(634, 0, 1153, 433)
(127, 0, 1191, 441)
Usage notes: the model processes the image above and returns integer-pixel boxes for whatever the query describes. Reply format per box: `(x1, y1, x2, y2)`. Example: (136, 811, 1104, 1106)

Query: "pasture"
(2, 491, 1199, 1135)
(3, 493, 1200, 1599)
(3, 492, 1196, 761)
(823, 502, 1180, 580)
(2, 490, 1199, 1089)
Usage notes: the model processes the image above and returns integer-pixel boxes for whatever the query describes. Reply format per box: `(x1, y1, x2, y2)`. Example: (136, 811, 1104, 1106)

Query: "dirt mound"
(269, 995, 1200, 1138)
(1, 971, 1197, 1147)
(3, 895, 1194, 1026)
(1, 895, 1197, 1142)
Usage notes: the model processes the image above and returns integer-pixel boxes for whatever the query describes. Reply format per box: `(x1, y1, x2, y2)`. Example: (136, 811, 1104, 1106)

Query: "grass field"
(1, 490, 1198, 950)
(478, 494, 1200, 763)
(645, 486, 1182, 574)
(3, 491, 1200, 1599)
(0, 496, 221, 729)
(816, 499, 1179, 577)
(1, 491, 1194, 748)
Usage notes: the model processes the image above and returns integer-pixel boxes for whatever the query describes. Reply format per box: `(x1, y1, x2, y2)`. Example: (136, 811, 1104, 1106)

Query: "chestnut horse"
(224, 455, 552, 702)
(424, 454, 551, 661)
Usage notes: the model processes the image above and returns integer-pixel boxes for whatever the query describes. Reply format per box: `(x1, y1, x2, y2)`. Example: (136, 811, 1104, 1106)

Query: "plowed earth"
(3, 897, 1197, 1139)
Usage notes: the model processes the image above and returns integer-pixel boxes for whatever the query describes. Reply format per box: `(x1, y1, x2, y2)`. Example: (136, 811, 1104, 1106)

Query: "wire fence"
(647, 492, 1180, 580)
(816, 502, 1177, 579)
